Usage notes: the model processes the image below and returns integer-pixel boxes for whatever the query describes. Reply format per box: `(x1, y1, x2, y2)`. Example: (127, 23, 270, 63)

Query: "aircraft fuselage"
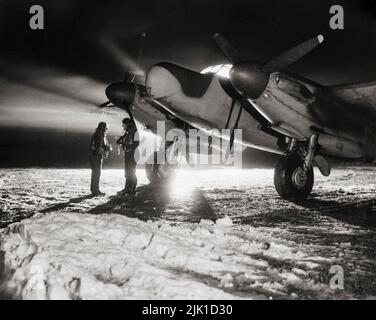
(142, 62, 375, 161)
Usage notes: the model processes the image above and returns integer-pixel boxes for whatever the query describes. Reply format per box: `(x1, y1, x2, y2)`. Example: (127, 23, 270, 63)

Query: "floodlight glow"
(201, 64, 233, 79)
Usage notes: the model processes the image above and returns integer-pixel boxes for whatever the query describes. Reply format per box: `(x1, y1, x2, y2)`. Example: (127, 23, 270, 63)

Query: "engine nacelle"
(105, 81, 136, 109)
(318, 134, 363, 159)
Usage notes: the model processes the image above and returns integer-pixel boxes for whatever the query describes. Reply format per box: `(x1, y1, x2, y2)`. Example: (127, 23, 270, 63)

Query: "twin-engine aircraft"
(99, 33, 376, 200)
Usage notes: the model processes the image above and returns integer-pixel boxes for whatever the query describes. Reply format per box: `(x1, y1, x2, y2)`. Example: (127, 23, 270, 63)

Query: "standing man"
(89, 122, 111, 196)
(116, 118, 139, 195)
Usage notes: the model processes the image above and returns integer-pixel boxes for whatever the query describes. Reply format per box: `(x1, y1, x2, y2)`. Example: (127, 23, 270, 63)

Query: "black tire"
(145, 152, 175, 184)
(274, 153, 314, 199)
(145, 163, 158, 183)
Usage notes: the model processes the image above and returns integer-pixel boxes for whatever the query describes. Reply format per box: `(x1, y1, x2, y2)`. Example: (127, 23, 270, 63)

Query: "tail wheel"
(274, 153, 314, 199)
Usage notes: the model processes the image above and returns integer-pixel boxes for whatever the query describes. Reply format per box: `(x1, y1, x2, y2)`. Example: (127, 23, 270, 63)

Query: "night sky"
(0, 0, 375, 168)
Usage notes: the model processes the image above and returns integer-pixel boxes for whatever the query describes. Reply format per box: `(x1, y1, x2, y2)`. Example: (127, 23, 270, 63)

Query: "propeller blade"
(262, 35, 324, 73)
(89, 104, 121, 115)
(136, 32, 146, 68)
(98, 101, 111, 109)
(130, 32, 147, 82)
(213, 33, 242, 64)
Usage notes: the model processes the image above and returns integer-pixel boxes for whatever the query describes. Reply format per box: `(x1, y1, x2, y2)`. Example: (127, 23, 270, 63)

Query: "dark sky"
(0, 0, 375, 167)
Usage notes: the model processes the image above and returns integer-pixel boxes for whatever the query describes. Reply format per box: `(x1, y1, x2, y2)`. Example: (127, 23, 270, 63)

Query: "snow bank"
(0, 213, 335, 300)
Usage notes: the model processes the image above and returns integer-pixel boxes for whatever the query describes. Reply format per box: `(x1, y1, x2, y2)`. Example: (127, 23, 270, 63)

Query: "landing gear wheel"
(274, 153, 314, 199)
(145, 152, 175, 184)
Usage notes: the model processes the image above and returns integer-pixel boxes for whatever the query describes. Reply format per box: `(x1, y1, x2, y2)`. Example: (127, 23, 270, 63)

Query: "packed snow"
(0, 168, 376, 299)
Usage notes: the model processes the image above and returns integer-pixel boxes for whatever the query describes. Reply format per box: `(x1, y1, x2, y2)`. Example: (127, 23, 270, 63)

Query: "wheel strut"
(304, 134, 318, 170)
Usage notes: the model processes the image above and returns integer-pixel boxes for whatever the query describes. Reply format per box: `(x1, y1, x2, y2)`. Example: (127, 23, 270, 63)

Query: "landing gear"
(145, 137, 180, 184)
(145, 157, 175, 183)
(274, 152, 314, 199)
(274, 135, 319, 199)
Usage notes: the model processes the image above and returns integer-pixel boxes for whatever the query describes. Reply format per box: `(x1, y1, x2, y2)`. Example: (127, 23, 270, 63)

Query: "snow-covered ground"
(0, 168, 376, 299)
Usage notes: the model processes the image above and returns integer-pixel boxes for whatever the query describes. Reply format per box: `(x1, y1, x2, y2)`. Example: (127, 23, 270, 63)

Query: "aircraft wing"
(323, 81, 376, 117)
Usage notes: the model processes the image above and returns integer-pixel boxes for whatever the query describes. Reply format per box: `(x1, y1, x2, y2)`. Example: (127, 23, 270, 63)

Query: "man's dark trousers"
(125, 150, 137, 188)
(89, 154, 103, 193)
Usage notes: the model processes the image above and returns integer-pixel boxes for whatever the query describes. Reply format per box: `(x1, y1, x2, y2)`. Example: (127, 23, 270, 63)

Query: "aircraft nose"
(105, 81, 136, 107)
(230, 62, 269, 99)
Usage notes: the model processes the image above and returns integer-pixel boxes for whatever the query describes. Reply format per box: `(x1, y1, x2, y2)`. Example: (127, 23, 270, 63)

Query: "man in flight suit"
(116, 118, 139, 195)
(89, 122, 111, 196)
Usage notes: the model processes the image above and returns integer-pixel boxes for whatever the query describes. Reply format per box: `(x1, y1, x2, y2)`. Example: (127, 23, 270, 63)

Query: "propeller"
(98, 101, 111, 109)
(122, 31, 147, 83)
(214, 33, 324, 99)
(213, 33, 242, 64)
(261, 35, 324, 73)
(130, 31, 146, 82)
(97, 32, 148, 121)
